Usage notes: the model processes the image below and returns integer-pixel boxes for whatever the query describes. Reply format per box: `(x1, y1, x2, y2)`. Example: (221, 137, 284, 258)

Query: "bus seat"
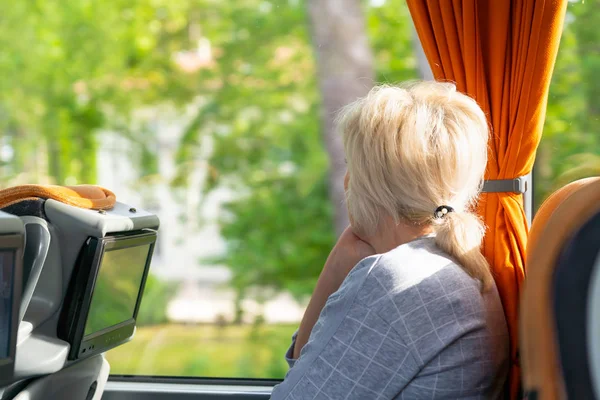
(521, 177, 600, 399)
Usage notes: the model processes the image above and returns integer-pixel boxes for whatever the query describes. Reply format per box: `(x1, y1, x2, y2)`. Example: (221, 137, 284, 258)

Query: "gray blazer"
(271, 237, 508, 399)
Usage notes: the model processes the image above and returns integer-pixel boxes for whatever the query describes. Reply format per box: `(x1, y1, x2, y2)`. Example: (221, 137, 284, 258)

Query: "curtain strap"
(482, 176, 528, 194)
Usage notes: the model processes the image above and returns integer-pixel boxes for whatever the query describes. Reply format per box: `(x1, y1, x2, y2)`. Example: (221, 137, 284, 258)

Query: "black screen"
(0, 251, 14, 359)
(84, 244, 150, 336)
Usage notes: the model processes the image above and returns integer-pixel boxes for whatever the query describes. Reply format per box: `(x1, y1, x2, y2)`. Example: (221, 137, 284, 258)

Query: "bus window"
(535, 0, 600, 212)
(0, 0, 597, 387)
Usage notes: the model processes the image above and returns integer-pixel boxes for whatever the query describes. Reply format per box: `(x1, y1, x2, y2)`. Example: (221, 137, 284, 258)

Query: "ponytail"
(434, 210, 493, 291)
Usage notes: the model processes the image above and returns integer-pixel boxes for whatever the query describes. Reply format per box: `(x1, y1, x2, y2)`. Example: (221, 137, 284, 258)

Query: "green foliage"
(0, 0, 418, 306)
(190, 0, 419, 302)
(106, 324, 296, 378)
(0, 0, 196, 184)
(535, 1, 600, 208)
(368, 0, 419, 83)
(170, 0, 332, 301)
(1, 0, 599, 367)
(137, 274, 178, 326)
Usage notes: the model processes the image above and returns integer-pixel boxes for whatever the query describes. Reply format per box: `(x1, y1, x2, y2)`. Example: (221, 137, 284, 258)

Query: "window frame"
(105, 376, 278, 399)
(102, 181, 536, 398)
(525, 171, 534, 226)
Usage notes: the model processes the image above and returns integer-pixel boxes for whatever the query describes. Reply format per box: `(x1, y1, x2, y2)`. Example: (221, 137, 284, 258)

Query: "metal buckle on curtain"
(482, 176, 528, 194)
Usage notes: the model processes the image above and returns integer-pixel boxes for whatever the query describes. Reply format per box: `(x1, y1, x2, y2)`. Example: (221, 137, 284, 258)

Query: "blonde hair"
(339, 81, 492, 289)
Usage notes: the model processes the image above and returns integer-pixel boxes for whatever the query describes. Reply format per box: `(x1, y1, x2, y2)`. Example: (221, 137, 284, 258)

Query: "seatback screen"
(0, 251, 14, 359)
(84, 244, 151, 336)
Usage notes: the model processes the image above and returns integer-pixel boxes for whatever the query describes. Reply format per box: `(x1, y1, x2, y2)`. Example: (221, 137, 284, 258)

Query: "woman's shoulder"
(324, 236, 508, 379)
(355, 237, 480, 306)
(354, 236, 507, 338)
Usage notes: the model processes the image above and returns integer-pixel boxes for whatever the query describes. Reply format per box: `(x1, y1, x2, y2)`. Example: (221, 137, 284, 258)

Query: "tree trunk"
(307, 0, 375, 237)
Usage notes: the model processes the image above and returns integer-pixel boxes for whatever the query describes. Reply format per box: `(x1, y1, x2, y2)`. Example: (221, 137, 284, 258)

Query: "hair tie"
(434, 205, 454, 219)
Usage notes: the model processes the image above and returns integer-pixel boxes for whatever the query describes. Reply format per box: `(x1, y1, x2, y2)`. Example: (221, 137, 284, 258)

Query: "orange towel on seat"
(0, 185, 116, 210)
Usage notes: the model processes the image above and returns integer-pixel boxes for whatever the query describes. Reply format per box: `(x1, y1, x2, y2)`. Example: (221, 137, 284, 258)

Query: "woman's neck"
(360, 217, 434, 254)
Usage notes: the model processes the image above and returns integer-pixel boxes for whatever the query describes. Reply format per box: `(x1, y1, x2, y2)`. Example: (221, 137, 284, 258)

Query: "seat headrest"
(521, 177, 600, 399)
(0, 185, 116, 211)
(552, 209, 600, 399)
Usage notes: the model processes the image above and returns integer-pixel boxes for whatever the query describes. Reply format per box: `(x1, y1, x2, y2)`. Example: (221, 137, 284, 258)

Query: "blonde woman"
(271, 82, 509, 399)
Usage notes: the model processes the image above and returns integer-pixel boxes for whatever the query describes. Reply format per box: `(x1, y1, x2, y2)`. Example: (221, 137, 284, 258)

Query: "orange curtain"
(406, 1, 567, 398)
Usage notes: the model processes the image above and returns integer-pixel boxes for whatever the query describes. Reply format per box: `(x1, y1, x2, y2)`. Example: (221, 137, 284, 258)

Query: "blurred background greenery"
(0, 0, 598, 379)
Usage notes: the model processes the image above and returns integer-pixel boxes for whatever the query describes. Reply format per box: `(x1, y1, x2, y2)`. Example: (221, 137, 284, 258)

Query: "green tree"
(0, 0, 197, 185)
(174, 0, 331, 300)
(536, 2, 600, 208)
(191, 0, 418, 303)
(0, 0, 202, 328)
(306, 0, 375, 236)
